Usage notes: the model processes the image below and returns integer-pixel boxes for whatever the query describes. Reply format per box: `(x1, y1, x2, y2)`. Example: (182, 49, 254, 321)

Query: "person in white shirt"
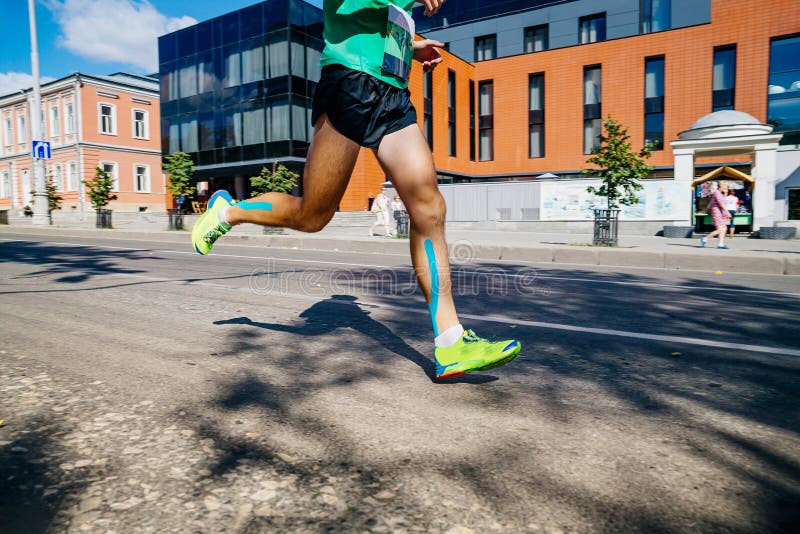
(725, 189, 739, 237)
(369, 188, 391, 236)
(391, 195, 405, 236)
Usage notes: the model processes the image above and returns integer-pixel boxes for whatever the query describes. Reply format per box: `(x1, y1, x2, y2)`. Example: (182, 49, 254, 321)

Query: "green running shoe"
(192, 190, 233, 255)
(434, 329, 521, 379)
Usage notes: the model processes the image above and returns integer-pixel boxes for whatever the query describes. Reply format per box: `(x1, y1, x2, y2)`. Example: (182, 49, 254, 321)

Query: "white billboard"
(539, 180, 687, 220)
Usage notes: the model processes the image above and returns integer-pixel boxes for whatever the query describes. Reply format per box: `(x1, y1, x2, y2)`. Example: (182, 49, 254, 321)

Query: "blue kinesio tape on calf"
(424, 239, 439, 337)
(238, 201, 273, 211)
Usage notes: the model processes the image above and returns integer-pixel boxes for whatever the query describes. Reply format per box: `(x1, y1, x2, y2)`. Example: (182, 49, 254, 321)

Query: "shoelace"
(203, 225, 227, 244)
(462, 329, 489, 343)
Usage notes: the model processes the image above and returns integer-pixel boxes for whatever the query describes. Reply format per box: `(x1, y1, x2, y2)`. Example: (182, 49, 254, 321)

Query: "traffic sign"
(32, 140, 51, 160)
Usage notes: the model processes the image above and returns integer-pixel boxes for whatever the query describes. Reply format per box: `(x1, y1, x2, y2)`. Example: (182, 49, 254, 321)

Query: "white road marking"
(2, 237, 798, 298)
(19, 267, 800, 358)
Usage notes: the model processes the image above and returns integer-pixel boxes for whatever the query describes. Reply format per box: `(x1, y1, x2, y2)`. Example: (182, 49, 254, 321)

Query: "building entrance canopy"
(670, 111, 783, 229)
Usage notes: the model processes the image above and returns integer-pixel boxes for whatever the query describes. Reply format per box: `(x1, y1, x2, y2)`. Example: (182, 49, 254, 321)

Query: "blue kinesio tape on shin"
(238, 201, 273, 211)
(424, 239, 440, 337)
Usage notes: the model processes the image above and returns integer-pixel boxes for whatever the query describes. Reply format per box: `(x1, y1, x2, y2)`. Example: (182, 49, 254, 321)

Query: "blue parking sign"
(32, 140, 51, 159)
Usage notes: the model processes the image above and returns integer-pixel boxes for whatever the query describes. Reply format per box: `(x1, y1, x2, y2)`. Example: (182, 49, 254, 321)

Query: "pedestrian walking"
(391, 195, 405, 236)
(701, 181, 732, 249)
(369, 188, 391, 237)
(726, 189, 739, 237)
(190, 0, 520, 379)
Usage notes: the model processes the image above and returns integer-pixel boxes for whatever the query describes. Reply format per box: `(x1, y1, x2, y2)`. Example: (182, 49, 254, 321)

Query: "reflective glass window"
(475, 34, 496, 61)
(641, 0, 671, 33)
(713, 46, 736, 111)
(524, 25, 548, 53)
(269, 31, 289, 78)
(583, 66, 602, 153)
(243, 102, 266, 145)
(768, 35, 800, 144)
(579, 13, 606, 44)
(529, 73, 544, 158)
(242, 40, 265, 84)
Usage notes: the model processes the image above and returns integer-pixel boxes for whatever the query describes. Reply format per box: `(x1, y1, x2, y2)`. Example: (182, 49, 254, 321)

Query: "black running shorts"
(311, 65, 418, 149)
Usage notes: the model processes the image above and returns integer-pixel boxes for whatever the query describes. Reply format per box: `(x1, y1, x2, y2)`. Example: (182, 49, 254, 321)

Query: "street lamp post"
(28, 0, 49, 225)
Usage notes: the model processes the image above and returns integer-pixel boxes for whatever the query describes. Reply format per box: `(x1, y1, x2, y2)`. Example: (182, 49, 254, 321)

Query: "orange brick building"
(340, 0, 800, 212)
(0, 73, 165, 216)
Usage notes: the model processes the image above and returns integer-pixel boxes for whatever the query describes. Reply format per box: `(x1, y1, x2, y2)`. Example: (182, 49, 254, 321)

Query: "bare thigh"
(302, 113, 362, 215)
(373, 125, 439, 214)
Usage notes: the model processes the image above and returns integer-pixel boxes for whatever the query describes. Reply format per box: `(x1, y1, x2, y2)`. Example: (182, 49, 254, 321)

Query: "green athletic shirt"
(320, 0, 417, 89)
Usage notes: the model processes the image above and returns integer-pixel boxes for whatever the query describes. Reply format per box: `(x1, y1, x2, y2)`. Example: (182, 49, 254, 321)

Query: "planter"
(96, 209, 113, 229)
(758, 226, 797, 240)
(663, 225, 694, 238)
(167, 209, 184, 230)
(593, 209, 620, 246)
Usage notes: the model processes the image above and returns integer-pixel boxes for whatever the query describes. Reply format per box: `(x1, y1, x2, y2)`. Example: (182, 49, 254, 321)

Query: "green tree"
(45, 174, 63, 214)
(163, 151, 196, 210)
(250, 163, 299, 197)
(83, 167, 118, 210)
(583, 118, 654, 210)
(29, 175, 64, 218)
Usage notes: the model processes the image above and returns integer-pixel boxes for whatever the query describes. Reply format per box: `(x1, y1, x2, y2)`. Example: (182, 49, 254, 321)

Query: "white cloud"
(47, 0, 196, 72)
(0, 72, 56, 98)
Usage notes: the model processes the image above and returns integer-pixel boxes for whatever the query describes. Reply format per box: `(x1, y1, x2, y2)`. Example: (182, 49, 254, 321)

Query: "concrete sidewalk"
(2, 217, 799, 275)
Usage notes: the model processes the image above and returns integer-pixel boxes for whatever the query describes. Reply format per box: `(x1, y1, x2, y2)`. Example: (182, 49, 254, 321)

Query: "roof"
(0, 71, 158, 103)
(687, 110, 762, 131)
(692, 165, 754, 187)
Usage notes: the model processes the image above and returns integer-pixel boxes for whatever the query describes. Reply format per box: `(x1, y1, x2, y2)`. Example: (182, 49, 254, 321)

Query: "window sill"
(99, 132, 118, 137)
(133, 137, 150, 141)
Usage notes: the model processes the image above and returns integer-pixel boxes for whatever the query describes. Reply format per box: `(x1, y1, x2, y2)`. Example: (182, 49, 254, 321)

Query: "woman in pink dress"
(701, 181, 732, 249)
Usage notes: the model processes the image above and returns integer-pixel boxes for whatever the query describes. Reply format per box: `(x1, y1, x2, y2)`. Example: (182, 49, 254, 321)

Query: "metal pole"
(28, 0, 49, 225)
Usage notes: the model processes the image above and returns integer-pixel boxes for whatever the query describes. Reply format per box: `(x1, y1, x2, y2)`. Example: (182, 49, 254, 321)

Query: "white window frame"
(67, 160, 79, 191)
(100, 161, 119, 192)
(3, 118, 11, 147)
(0, 170, 10, 198)
(52, 163, 63, 191)
(133, 163, 151, 193)
(50, 105, 60, 138)
(17, 115, 26, 144)
(65, 102, 75, 135)
(98, 103, 117, 135)
(132, 108, 149, 140)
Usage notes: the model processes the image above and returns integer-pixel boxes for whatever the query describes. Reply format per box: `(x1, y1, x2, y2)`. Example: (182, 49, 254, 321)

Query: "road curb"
(1, 226, 797, 275)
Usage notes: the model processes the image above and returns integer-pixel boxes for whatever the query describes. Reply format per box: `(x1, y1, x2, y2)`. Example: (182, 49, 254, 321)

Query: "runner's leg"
(226, 114, 360, 232)
(374, 124, 459, 337)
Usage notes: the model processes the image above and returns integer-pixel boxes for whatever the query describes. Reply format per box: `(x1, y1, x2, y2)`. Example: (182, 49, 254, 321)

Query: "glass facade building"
(158, 0, 323, 187)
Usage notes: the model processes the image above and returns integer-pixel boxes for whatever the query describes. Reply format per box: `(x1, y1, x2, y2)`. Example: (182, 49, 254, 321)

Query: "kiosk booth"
(693, 166, 754, 233)
(671, 111, 783, 231)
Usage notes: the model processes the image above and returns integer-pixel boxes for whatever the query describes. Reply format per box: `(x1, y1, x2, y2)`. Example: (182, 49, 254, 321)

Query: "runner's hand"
(422, 0, 446, 16)
(414, 39, 444, 71)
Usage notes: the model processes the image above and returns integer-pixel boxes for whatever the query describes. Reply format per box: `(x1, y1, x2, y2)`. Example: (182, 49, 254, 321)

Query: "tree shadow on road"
(0, 240, 153, 284)
(188, 260, 800, 530)
(213, 294, 497, 384)
(0, 417, 90, 533)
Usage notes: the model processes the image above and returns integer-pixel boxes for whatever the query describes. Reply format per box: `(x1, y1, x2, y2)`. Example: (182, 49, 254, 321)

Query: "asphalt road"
(1, 231, 799, 533)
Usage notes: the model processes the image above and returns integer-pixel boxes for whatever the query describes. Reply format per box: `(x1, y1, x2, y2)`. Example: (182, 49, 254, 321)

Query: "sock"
(218, 206, 231, 226)
(435, 324, 464, 348)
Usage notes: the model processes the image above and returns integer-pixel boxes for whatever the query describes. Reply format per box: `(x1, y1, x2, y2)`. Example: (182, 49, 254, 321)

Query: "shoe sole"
(435, 343, 522, 379)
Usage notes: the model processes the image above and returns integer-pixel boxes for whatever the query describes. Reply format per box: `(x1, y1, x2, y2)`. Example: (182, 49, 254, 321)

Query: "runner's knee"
(296, 205, 335, 233)
(409, 190, 446, 229)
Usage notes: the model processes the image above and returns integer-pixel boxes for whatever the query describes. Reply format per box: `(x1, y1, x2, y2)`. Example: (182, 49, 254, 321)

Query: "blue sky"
(0, 0, 322, 95)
